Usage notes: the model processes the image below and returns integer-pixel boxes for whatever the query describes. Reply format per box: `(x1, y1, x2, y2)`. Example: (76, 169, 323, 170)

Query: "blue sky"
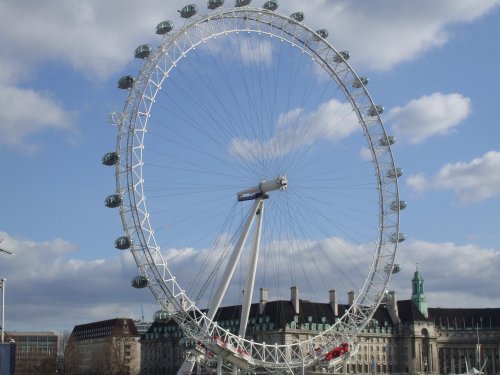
(1, 0, 500, 333)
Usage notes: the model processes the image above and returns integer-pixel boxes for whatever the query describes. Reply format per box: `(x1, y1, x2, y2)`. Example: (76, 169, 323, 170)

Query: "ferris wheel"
(104, 1, 405, 373)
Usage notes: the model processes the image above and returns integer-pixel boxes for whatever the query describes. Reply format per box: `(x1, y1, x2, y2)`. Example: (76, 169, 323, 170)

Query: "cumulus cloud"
(407, 151, 500, 203)
(2, 231, 499, 332)
(0, 232, 157, 332)
(0, 0, 187, 150)
(0, 83, 75, 149)
(161, 233, 379, 311)
(277, 1, 500, 70)
(0, 1, 497, 149)
(390, 240, 500, 307)
(237, 38, 274, 67)
(229, 99, 358, 160)
(0, 0, 183, 80)
(1, 0, 498, 78)
(386, 92, 471, 144)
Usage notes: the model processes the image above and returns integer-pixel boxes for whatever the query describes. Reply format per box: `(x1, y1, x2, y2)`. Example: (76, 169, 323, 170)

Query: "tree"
(91, 337, 140, 375)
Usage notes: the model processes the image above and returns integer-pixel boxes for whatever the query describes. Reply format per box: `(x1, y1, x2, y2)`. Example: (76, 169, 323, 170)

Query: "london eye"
(104, 1, 405, 373)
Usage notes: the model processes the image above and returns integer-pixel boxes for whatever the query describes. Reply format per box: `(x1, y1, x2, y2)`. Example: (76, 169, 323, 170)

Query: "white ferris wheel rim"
(111, 4, 401, 371)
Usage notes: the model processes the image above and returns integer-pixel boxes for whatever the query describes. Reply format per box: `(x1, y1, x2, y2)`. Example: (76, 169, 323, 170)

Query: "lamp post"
(1, 278, 5, 343)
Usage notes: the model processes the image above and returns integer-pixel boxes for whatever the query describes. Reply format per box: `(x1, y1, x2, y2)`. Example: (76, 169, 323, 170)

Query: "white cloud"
(0, 0, 186, 150)
(407, 151, 500, 203)
(1, 230, 500, 331)
(277, 1, 500, 70)
(390, 240, 500, 307)
(0, 83, 75, 149)
(0, 1, 497, 150)
(0, 232, 157, 332)
(229, 99, 358, 160)
(1, 0, 498, 78)
(238, 38, 274, 67)
(386, 92, 471, 144)
(0, 0, 182, 80)
(359, 147, 373, 162)
(164, 234, 374, 308)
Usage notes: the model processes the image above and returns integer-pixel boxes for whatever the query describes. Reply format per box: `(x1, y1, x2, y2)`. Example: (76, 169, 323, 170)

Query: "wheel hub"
(237, 176, 288, 201)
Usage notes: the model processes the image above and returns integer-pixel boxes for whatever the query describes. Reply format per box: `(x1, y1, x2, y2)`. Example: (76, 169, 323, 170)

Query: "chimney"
(259, 287, 268, 314)
(329, 289, 338, 316)
(387, 291, 400, 324)
(348, 290, 356, 313)
(291, 286, 299, 314)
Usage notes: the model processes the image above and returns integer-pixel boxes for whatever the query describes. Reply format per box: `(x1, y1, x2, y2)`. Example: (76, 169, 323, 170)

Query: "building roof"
(212, 299, 342, 330)
(71, 318, 139, 341)
(428, 307, 500, 329)
(6, 331, 57, 336)
(396, 299, 428, 323)
(144, 297, 500, 338)
(395, 299, 500, 328)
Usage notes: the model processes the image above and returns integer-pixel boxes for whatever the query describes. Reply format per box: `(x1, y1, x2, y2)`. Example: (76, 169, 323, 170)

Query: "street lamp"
(1, 278, 5, 343)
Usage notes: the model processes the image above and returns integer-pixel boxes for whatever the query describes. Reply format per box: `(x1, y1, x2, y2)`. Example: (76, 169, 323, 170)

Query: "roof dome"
(154, 309, 172, 321)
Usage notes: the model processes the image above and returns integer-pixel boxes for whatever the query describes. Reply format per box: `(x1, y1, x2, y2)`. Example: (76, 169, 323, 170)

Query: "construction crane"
(0, 239, 14, 256)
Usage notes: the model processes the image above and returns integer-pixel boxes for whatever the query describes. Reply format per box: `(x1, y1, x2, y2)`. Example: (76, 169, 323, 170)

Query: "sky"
(1, 0, 500, 334)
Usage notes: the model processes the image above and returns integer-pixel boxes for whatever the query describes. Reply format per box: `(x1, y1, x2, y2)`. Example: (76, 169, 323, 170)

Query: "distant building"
(133, 319, 153, 335)
(6, 331, 58, 375)
(140, 268, 500, 375)
(66, 318, 141, 375)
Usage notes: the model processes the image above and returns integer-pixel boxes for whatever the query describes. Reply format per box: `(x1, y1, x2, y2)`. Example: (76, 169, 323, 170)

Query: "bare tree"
(64, 336, 82, 375)
(91, 337, 139, 375)
(57, 330, 71, 374)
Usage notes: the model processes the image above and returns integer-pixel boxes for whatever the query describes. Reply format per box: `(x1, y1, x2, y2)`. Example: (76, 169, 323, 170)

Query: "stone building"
(66, 318, 141, 375)
(140, 269, 500, 374)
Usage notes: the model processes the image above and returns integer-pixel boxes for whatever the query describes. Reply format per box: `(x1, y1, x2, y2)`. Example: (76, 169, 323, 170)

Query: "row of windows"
(361, 345, 392, 353)
(359, 336, 393, 343)
(11, 336, 57, 344)
(355, 353, 391, 362)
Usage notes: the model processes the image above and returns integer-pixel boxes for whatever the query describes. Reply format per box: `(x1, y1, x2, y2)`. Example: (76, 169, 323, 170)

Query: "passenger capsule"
(290, 12, 304, 22)
(208, 0, 224, 9)
(115, 236, 131, 250)
(235, 0, 251, 6)
(386, 167, 403, 179)
(367, 104, 384, 116)
(102, 152, 119, 166)
(390, 200, 407, 211)
(315, 29, 329, 39)
(389, 232, 406, 243)
(131, 275, 149, 289)
(117, 75, 134, 89)
(384, 263, 401, 274)
(379, 135, 396, 146)
(134, 44, 151, 59)
(352, 76, 369, 89)
(334, 51, 350, 63)
(263, 1, 278, 11)
(380, 290, 391, 301)
(156, 20, 174, 35)
(105, 194, 122, 208)
(179, 4, 198, 18)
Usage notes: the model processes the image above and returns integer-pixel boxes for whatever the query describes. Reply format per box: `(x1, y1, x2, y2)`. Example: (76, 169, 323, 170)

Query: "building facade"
(140, 269, 500, 375)
(66, 318, 141, 375)
(6, 331, 58, 375)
